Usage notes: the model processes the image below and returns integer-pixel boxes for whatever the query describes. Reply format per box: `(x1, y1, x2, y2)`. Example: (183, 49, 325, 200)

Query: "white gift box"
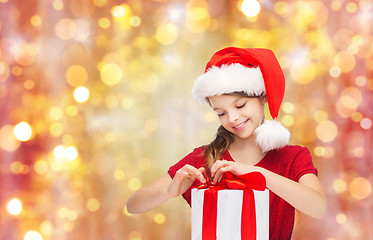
(191, 188, 269, 240)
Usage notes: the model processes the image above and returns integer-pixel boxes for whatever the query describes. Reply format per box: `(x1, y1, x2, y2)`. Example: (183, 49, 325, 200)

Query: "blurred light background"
(0, 0, 372, 239)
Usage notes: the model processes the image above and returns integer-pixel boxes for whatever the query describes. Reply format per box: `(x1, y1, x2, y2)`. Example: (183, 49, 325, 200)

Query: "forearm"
(126, 186, 171, 214)
(257, 167, 327, 219)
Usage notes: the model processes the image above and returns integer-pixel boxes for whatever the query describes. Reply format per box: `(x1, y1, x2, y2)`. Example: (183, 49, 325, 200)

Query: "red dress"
(168, 145, 318, 240)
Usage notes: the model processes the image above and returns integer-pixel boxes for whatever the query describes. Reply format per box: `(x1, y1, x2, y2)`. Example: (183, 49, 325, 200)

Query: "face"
(208, 94, 266, 140)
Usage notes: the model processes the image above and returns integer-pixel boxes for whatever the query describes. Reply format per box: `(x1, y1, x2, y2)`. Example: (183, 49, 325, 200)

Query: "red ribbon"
(197, 172, 266, 240)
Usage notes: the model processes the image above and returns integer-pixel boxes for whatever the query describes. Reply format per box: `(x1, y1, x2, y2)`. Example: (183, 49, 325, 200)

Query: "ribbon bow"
(197, 171, 266, 240)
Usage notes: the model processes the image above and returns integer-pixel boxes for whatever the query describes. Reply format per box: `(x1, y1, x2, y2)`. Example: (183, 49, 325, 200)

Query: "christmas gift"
(191, 172, 269, 240)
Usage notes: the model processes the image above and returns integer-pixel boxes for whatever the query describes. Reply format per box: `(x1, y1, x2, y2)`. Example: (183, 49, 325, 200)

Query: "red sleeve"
(167, 147, 206, 178)
(290, 147, 318, 182)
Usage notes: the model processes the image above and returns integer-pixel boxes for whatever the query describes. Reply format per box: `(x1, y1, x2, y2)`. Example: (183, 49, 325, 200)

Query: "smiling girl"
(126, 47, 326, 239)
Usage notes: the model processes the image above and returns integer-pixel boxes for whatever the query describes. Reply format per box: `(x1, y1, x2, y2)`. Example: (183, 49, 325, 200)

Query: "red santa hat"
(192, 47, 290, 152)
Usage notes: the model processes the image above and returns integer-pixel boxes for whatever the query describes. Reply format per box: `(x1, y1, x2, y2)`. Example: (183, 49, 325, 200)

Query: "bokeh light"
(1, 0, 372, 239)
(241, 0, 261, 18)
(73, 86, 90, 103)
(24, 231, 43, 240)
(6, 198, 22, 215)
(14, 122, 32, 142)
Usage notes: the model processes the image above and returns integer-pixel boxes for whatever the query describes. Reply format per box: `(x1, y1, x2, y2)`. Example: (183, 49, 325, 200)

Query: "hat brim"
(192, 64, 266, 103)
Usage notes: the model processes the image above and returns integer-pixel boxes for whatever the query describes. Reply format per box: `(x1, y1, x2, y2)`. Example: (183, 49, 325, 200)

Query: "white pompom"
(254, 119, 290, 153)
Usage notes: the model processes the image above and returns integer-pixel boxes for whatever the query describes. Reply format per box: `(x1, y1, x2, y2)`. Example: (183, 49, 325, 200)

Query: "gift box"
(191, 172, 269, 240)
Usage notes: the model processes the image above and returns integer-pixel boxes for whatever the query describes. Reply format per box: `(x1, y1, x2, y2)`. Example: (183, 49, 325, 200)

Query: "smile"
(233, 119, 249, 130)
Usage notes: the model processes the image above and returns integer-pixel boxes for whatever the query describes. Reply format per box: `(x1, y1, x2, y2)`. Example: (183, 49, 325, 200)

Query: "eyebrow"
(213, 98, 242, 111)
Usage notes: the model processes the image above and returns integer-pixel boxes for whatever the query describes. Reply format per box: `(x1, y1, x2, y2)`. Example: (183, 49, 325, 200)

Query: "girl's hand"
(211, 160, 257, 184)
(167, 165, 206, 198)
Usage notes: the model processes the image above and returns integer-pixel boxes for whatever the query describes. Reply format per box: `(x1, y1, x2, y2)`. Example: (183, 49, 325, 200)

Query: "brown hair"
(203, 91, 266, 174)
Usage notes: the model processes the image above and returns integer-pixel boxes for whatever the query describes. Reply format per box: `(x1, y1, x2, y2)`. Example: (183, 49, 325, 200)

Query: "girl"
(126, 47, 326, 239)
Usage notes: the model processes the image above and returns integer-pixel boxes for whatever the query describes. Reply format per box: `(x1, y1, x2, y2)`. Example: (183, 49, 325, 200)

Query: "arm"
(258, 168, 326, 219)
(126, 165, 206, 214)
(211, 161, 327, 219)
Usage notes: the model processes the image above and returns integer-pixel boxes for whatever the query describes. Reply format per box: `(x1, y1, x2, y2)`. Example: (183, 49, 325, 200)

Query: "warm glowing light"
(314, 146, 325, 157)
(123, 206, 132, 216)
(114, 170, 125, 180)
(65, 146, 78, 160)
(100, 63, 122, 86)
(0, 125, 20, 151)
(186, 7, 210, 33)
(87, 199, 100, 212)
(360, 118, 372, 129)
(98, 18, 111, 29)
(329, 66, 341, 78)
(241, 0, 261, 17)
(334, 51, 356, 73)
(66, 105, 79, 116)
(24, 231, 43, 240)
(58, 207, 69, 218)
(66, 65, 88, 87)
(336, 213, 347, 224)
(355, 76, 367, 86)
(12, 66, 23, 76)
(128, 177, 142, 191)
(282, 102, 294, 113)
(156, 23, 178, 45)
(154, 213, 166, 224)
(53, 145, 65, 159)
(49, 106, 63, 120)
(53, 0, 64, 11)
(351, 112, 363, 122)
(333, 179, 347, 193)
(14, 43, 37, 66)
(316, 120, 338, 142)
(112, 5, 126, 18)
(128, 231, 141, 240)
(314, 111, 328, 123)
(73, 86, 90, 103)
(55, 18, 76, 40)
(39, 221, 53, 238)
(30, 15, 42, 27)
(24, 79, 35, 89)
(49, 122, 64, 137)
(7, 198, 22, 215)
(34, 160, 49, 174)
(346, 2, 358, 13)
(350, 177, 371, 200)
(339, 87, 362, 111)
(331, 0, 342, 11)
(121, 97, 133, 109)
(139, 158, 151, 171)
(281, 115, 294, 127)
(168, 6, 185, 22)
(130, 16, 141, 27)
(14, 122, 32, 142)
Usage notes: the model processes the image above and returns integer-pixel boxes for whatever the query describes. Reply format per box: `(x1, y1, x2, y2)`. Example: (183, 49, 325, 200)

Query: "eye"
(237, 103, 246, 109)
(217, 112, 225, 117)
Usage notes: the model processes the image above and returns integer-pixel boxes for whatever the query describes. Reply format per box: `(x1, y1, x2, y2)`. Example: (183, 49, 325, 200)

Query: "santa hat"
(192, 47, 290, 152)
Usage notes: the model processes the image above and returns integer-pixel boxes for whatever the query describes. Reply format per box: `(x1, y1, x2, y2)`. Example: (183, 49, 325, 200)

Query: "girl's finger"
(211, 160, 225, 177)
(183, 165, 206, 183)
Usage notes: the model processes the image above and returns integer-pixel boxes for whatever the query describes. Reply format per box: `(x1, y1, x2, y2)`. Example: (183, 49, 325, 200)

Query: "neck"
(229, 135, 265, 164)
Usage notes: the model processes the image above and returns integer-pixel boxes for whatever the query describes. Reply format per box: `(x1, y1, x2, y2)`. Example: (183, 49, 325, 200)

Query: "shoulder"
(264, 145, 317, 181)
(168, 146, 207, 178)
(270, 145, 311, 158)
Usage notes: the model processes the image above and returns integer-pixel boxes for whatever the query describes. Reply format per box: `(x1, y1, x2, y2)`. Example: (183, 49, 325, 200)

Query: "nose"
(228, 110, 239, 123)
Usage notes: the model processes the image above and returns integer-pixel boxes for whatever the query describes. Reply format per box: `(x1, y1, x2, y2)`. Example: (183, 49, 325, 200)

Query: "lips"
(233, 119, 249, 130)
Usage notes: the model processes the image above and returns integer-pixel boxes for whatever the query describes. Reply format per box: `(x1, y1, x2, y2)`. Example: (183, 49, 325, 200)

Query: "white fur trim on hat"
(254, 119, 290, 152)
(192, 64, 265, 103)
